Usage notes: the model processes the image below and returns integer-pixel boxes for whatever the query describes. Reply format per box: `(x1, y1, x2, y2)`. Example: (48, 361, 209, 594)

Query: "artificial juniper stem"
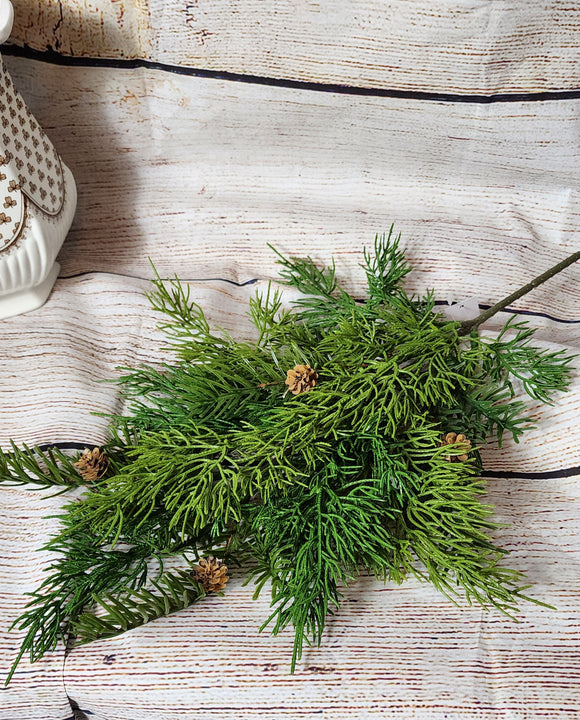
(458, 250, 580, 335)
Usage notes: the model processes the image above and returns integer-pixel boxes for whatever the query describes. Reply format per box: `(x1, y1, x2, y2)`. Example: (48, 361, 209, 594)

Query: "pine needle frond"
(146, 265, 231, 362)
(0, 442, 85, 489)
(6, 534, 152, 684)
(249, 461, 399, 671)
(72, 569, 206, 643)
(269, 243, 357, 329)
(481, 315, 576, 403)
(360, 226, 412, 305)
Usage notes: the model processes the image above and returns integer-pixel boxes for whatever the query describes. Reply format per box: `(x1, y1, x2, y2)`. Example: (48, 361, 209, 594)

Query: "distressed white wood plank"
(9, 0, 150, 59)
(3, 56, 580, 321)
(147, 0, 580, 93)
(62, 474, 580, 719)
(0, 274, 579, 475)
(0, 487, 73, 720)
(8, 1, 580, 93)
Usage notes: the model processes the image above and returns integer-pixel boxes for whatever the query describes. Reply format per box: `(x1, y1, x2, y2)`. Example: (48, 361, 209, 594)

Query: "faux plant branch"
(458, 249, 580, 335)
(1, 230, 578, 684)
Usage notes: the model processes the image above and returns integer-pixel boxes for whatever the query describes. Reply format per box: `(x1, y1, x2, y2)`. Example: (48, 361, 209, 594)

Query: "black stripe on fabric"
(482, 466, 580, 479)
(38, 442, 93, 451)
(432, 300, 580, 325)
(479, 304, 580, 325)
(67, 696, 93, 719)
(38, 442, 580, 478)
(53, 271, 580, 325)
(55, 271, 580, 323)
(58, 270, 259, 287)
(3, 44, 580, 105)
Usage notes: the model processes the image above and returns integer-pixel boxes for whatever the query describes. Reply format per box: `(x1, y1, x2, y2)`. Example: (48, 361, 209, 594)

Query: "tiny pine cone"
(74, 447, 109, 482)
(440, 432, 472, 462)
(285, 364, 318, 395)
(192, 556, 229, 593)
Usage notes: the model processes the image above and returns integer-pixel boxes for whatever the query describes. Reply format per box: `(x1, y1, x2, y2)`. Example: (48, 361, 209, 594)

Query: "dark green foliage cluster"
(71, 569, 207, 643)
(2, 229, 574, 682)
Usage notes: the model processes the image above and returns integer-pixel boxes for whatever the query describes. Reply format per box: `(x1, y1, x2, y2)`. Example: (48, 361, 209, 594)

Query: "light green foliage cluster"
(2, 230, 574, 681)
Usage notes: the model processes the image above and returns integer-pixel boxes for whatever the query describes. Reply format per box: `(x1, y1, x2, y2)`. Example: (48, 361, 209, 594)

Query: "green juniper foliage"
(2, 229, 576, 682)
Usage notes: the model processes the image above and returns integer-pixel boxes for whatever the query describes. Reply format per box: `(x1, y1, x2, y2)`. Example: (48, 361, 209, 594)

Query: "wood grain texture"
(146, 0, 580, 93)
(7, 1, 580, 93)
(0, 487, 73, 719)
(9, 0, 150, 59)
(2, 55, 580, 321)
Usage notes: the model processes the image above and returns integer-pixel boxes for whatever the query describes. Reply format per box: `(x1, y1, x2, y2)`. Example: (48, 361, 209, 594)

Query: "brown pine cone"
(191, 556, 228, 593)
(440, 432, 472, 462)
(285, 364, 318, 395)
(74, 447, 110, 482)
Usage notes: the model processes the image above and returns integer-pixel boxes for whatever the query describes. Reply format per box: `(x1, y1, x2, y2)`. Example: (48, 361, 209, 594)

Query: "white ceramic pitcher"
(0, 0, 77, 319)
